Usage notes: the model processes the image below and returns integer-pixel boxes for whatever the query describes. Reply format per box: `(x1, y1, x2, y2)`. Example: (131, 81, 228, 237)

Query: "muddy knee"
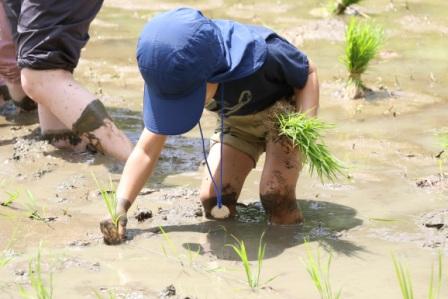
(260, 193, 303, 225)
(200, 193, 238, 219)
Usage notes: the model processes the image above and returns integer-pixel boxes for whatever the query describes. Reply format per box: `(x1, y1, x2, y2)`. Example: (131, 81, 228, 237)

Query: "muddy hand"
(100, 215, 127, 245)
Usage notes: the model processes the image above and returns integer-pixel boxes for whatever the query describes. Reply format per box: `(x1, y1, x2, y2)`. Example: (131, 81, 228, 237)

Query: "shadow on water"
(129, 199, 364, 261)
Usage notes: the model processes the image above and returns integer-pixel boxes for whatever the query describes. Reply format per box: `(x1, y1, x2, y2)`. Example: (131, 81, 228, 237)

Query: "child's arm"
(294, 60, 319, 117)
(116, 128, 167, 215)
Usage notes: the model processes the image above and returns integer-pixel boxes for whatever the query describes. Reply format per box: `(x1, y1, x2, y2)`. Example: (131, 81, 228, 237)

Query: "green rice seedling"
(0, 251, 12, 269)
(226, 233, 271, 289)
(0, 235, 15, 269)
(428, 253, 443, 299)
(392, 255, 414, 299)
(0, 229, 18, 269)
(92, 174, 120, 227)
(159, 227, 201, 268)
(159, 226, 180, 262)
(1, 190, 19, 207)
(277, 113, 345, 182)
(24, 190, 45, 221)
(19, 245, 53, 299)
(303, 242, 342, 299)
(392, 253, 443, 299)
(330, 0, 363, 15)
(341, 18, 384, 98)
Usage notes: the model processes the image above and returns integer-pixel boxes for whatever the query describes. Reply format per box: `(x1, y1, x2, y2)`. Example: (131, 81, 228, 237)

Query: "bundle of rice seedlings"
(275, 111, 345, 182)
(341, 18, 384, 98)
(330, 0, 363, 15)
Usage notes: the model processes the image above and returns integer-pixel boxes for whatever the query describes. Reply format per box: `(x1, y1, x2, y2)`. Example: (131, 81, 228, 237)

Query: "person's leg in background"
(0, 2, 36, 112)
(4, 0, 133, 161)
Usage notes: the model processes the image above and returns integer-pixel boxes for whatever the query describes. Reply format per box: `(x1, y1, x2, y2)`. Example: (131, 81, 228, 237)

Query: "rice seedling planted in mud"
(330, 0, 363, 15)
(277, 113, 345, 182)
(0, 233, 16, 269)
(159, 226, 200, 268)
(24, 190, 46, 221)
(392, 253, 443, 299)
(226, 233, 276, 290)
(92, 174, 120, 227)
(1, 190, 19, 207)
(303, 242, 342, 299)
(341, 18, 384, 98)
(0, 251, 12, 269)
(19, 246, 53, 299)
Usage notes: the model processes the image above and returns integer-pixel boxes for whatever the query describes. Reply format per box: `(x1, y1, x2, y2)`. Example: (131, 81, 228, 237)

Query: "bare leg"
(21, 68, 133, 162)
(199, 143, 253, 219)
(260, 138, 304, 225)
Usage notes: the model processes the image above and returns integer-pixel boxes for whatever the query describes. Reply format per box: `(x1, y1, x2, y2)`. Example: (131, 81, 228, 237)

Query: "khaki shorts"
(210, 100, 295, 165)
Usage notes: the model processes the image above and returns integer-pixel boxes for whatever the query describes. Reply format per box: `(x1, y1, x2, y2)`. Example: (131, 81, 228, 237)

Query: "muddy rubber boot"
(100, 215, 127, 245)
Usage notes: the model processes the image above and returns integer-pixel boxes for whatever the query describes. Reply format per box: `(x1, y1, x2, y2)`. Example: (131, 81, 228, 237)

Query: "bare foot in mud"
(100, 217, 127, 245)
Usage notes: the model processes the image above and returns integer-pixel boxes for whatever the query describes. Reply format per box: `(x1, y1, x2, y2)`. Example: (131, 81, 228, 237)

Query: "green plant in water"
(226, 233, 274, 289)
(330, 0, 363, 15)
(159, 226, 200, 268)
(277, 113, 345, 182)
(19, 245, 53, 299)
(392, 253, 443, 299)
(0, 244, 14, 269)
(92, 174, 120, 227)
(303, 242, 342, 299)
(1, 190, 19, 207)
(341, 18, 384, 98)
(24, 190, 46, 221)
(0, 230, 18, 269)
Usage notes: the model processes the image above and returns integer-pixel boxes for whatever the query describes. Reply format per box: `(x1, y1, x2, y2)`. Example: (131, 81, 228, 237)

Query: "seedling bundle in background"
(342, 18, 384, 98)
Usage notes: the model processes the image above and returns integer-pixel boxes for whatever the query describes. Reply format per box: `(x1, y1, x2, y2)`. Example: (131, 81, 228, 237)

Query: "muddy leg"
(21, 68, 133, 162)
(38, 104, 92, 151)
(260, 138, 304, 225)
(199, 143, 253, 219)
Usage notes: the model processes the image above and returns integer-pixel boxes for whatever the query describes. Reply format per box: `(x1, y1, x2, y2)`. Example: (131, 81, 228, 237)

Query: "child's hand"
(100, 215, 127, 245)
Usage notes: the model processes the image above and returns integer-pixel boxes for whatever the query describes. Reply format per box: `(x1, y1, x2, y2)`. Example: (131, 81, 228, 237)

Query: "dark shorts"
(3, 0, 103, 71)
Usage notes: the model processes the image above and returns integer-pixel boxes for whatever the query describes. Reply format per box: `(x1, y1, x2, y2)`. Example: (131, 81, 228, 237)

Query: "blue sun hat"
(136, 8, 275, 216)
(136, 7, 272, 135)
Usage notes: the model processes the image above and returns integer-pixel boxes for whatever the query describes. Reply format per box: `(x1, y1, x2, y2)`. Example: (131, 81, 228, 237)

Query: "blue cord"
(198, 85, 225, 209)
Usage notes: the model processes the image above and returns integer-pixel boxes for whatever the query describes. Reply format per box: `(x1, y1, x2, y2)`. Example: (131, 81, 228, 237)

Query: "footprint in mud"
(416, 173, 448, 190)
(420, 209, 448, 248)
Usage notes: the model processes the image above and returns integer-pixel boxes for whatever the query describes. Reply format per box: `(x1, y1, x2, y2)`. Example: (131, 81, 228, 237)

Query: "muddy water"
(1, 0, 447, 298)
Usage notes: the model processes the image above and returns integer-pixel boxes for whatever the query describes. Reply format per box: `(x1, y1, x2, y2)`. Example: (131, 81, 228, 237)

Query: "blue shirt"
(206, 36, 309, 116)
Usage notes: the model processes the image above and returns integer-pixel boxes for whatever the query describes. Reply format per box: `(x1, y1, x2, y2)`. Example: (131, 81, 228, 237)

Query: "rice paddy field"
(1, 0, 447, 298)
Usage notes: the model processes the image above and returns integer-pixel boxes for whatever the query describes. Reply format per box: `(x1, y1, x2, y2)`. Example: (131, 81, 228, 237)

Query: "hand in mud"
(100, 215, 127, 245)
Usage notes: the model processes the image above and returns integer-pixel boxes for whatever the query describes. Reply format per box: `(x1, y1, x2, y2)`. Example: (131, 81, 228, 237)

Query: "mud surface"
(1, 0, 448, 298)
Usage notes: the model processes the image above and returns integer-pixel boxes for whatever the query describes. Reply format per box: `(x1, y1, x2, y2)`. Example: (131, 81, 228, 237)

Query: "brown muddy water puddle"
(1, 0, 447, 298)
